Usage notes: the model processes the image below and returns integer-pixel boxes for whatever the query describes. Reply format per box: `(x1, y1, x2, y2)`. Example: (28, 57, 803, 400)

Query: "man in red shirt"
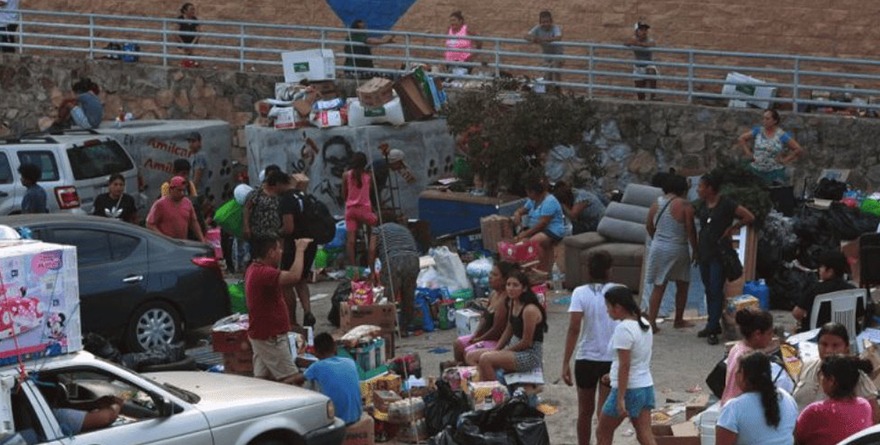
(146, 176, 205, 242)
(246, 234, 313, 384)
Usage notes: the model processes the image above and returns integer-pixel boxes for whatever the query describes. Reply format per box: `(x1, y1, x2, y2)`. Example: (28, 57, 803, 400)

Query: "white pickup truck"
(3, 351, 346, 445)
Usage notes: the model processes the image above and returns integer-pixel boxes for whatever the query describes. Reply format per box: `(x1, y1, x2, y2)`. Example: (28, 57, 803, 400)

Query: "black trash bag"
(814, 178, 847, 200)
(428, 426, 462, 445)
(424, 380, 470, 436)
(327, 280, 352, 327)
(825, 202, 880, 241)
(120, 341, 188, 372)
(453, 395, 548, 445)
(768, 266, 817, 310)
(82, 333, 122, 363)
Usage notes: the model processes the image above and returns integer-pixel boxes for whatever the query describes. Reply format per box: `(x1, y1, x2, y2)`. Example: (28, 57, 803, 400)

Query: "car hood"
(146, 371, 330, 424)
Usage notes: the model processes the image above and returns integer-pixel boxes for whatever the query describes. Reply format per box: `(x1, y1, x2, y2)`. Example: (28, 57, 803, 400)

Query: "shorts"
(458, 334, 499, 354)
(249, 334, 299, 381)
(542, 229, 563, 243)
(345, 205, 378, 232)
(575, 359, 612, 389)
(633, 65, 658, 80)
(509, 336, 543, 372)
(601, 386, 656, 419)
(70, 106, 95, 129)
(281, 238, 318, 277)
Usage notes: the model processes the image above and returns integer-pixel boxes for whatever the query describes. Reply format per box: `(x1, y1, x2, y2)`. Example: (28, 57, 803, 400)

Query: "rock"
(628, 150, 656, 174)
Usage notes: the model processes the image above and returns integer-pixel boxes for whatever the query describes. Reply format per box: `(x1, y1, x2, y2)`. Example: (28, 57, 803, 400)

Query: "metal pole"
(792, 58, 800, 114)
(404, 34, 411, 70)
(162, 19, 168, 67)
(494, 39, 500, 77)
(239, 24, 245, 72)
(687, 51, 694, 104)
(88, 16, 95, 60)
(588, 45, 594, 99)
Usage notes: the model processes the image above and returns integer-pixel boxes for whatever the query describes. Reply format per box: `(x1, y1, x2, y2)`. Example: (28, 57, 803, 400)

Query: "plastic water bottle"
(551, 262, 562, 291)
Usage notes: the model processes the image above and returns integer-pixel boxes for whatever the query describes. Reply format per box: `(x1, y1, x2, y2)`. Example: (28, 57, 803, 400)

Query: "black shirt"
(178, 15, 199, 44)
(696, 196, 738, 261)
(797, 277, 856, 332)
(344, 31, 373, 68)
(93, 193, 137, 222)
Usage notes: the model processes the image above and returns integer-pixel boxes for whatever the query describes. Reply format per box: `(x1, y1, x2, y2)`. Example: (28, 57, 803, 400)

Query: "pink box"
(497, 240, 539, 264)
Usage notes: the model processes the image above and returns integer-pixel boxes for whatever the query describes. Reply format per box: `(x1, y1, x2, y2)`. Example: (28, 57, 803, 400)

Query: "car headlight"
(326, 400, 335, 420)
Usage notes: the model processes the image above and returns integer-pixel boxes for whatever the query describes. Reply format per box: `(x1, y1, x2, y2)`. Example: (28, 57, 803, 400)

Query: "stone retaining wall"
(2, 53, 879, 193)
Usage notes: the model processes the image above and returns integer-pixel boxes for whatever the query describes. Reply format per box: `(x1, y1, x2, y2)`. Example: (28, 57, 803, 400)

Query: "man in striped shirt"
(369, 222, 419, 334)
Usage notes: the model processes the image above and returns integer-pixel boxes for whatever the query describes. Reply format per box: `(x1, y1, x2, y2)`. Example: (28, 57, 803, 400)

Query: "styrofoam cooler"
(698, 401, 721, 445)
(347, 97, 406, 127)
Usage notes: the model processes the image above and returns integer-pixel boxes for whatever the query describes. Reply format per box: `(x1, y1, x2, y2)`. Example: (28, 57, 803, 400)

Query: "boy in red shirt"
(246, 234, 313, 385)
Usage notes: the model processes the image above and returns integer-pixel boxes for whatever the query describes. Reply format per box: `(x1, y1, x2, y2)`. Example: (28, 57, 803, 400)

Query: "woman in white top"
(596, 286, 657, 445)
(716, 351, 798, 445)
(562, 250, 621, 445)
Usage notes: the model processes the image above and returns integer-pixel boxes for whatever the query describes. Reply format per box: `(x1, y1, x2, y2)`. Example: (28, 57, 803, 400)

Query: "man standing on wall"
(0, 0, 19, 53)
(625, 21, 658, 101)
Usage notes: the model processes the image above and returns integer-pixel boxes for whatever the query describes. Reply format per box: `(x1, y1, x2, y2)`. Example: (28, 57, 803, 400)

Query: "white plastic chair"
(809, 288, 868, 349)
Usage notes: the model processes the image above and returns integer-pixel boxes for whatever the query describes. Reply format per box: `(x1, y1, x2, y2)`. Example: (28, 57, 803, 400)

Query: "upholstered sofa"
(563, 184, 663, 291)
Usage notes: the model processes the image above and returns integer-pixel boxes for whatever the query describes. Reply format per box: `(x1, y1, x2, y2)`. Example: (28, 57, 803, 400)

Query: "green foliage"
(441, 83, 600, 193)
(709, 162, 773, 226)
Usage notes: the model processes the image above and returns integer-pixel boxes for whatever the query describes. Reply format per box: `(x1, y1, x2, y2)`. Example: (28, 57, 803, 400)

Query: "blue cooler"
(743, 280, 770, 310)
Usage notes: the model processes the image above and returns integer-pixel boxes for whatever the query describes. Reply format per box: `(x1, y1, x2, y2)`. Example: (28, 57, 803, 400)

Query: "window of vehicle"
(12, 384, 47, 443)
(17, 151, 60, 182)
(67, 141, 134, 180)
(109, 232, 140, 261)
(49, 229, 111, 267)
(33, 369, 162, 436)
(0, 153, 12, 184)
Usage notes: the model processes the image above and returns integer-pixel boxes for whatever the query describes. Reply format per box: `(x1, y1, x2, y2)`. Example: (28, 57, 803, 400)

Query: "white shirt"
(568, 283, 620, 362)
(609, 318, 653, 388)
(0, 0, 20, 25)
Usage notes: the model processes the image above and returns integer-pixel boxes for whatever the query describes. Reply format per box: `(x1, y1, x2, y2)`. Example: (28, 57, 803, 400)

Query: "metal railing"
(5, 9, 880, 112)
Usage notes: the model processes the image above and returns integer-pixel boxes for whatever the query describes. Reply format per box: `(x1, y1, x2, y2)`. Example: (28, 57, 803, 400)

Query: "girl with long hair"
(596, 286, 656, 445)
(477, 270, 547, 381)
(721, 308, 775, 405)
(795, 354, 873, 445)
(716, 351, 798, 445)
(453, 261, 518, 365)
(342, 152, 378, 266)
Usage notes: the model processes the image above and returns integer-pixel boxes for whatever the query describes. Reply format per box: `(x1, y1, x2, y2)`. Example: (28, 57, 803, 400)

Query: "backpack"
(297, 193, 336, 244)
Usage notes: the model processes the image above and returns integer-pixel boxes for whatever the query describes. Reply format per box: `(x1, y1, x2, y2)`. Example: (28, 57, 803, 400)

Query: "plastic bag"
(214, 199, 244, 238)
(417, 266, 441, 289)
(453, 395, 548, 445)
(826, 202, 880, 241)
(429, 427, 462, 445)
(431, 246, 473, 292)
(327, 280, 352, 327)
(466, 257, 494, 280)
(424, 380, 470, 436)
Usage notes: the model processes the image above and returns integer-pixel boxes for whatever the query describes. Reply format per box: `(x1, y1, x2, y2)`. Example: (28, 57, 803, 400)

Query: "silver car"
(7, 351, 346, 445)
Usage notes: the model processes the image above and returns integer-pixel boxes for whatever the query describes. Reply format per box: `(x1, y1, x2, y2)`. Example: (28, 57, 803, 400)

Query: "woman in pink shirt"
(795, 354, 873, 445)
(343, 152, 378, 266)
(444, 11, 481, 72)
(720, 308, 774, 406)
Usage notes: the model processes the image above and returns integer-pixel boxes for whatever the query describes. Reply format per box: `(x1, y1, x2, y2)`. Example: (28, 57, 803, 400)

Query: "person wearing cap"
(160, 159, 198, 198)
(185, 132, 208, 193)
(625, 21, 658, 101)
(369, 148, 416, 212)
(147, 175, 205, 242)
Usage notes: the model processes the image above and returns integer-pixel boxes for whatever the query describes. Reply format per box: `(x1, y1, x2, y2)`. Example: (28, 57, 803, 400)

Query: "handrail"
(6, 9, 880, 113)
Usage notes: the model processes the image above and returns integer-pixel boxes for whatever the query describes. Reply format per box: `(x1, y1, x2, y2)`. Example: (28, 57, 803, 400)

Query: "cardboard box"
(685, 394, 710, 420)
(273, 107, 308, 130)
(290, 173, 310, 192)
(222, 350, 254, 376)
(343, 413, 375, 445)
(393, 73, 434, 121)
(293, 90, 321, 117)
(455, 308, 482, 336)
(360, 373, 403, 406)
(341, 303, 397, 332)
(387, 397, 425, 424)
(468, 381, 509, 410)
(310, 109, 347, 128)
(372, 390, 402, 413)
(0, 241, 81, 367)
(211, 329, 250, 353)
(480, 215, 514, 253)
(652, 421, 700, 445)
(282, 49, 336, 83)
(357, 77, 395, 108)
(310, 80, 339, 98)
(441, 366, 479, 393)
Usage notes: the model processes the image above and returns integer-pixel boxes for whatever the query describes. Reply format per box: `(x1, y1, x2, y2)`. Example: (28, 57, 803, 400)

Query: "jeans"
(700, 258, 724, 331)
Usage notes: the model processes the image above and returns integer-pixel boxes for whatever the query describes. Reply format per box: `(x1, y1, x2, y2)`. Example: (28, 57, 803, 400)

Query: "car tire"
(250, 439, 287, 445)
(126, 301, 183, 352)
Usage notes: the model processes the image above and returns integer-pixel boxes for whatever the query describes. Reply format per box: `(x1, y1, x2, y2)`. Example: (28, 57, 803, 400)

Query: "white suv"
(6, 351, 346, 445)
(0, 130, 138, 215)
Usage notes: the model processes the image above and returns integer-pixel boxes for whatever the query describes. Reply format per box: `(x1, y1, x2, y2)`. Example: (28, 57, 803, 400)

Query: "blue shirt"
(21, 184, 48, 213)
(717, 389, 797, 445)
(77, 92, 104, 129)
(304, 356, 362, 424)
(525, 194, 565, 238)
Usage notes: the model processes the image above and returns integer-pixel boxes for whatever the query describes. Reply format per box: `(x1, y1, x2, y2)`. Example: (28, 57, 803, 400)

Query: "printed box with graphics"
(282, 49, 336, 83)
(0, 241, 80, 366)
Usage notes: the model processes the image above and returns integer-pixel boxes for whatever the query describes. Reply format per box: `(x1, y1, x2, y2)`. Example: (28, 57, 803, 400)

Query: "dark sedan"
(0, 214, 230, 351)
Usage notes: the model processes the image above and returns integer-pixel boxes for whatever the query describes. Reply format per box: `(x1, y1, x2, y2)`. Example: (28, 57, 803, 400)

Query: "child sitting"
(304, 333, 362, 424)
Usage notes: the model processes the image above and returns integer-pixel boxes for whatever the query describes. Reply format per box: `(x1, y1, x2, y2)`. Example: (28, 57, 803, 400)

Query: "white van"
(0, 130, 139, 215)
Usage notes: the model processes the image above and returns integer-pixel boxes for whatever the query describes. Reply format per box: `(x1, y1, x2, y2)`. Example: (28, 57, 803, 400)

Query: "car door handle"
(122, 275, 144, 283)
(0, 191, 7, 197)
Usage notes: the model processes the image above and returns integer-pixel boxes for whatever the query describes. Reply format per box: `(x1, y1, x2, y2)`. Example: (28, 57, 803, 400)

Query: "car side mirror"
(156, 396, 175, 417)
